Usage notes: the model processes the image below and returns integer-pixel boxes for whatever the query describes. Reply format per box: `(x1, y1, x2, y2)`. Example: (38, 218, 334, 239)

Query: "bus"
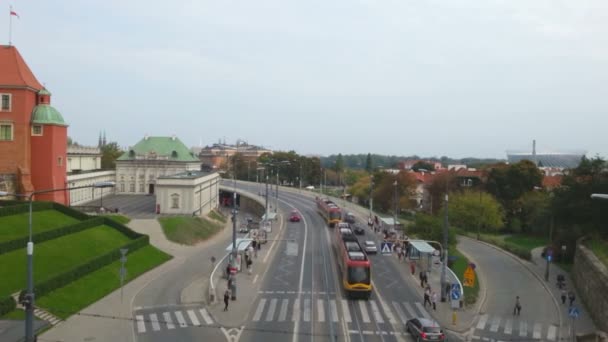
(334, 225, 372, 299)
(316, 197, 342, 227)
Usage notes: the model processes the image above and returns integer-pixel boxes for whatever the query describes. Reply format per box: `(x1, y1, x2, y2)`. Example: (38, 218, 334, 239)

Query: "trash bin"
(447, 256, 458, 268)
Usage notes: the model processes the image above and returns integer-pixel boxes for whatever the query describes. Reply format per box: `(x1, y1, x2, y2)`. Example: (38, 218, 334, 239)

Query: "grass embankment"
(459, 231, 537, 261)
(158, 216, 223, 245)
(0, 309, 25, 320)
(208, 210, 226, 223)
(503, 235, 547, 252)
(449, 246, 480, 306)
(0, 210, 79, 242)
(101, 214, 131, 225)
(37, 245, 171, 319)
(0, 225, 130, 297)
(585, 238, 608, 268)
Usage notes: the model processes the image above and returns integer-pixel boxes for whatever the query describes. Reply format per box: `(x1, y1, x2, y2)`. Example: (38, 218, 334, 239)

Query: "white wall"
(116, 161, 200, 194)
(67, 155, 101, 172)
(67, 170, 116, 205)
(155, 174, 220, 216)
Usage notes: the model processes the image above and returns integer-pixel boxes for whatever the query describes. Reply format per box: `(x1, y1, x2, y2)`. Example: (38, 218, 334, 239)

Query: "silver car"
(406, 318, 446, 342)
(363, 241, 377, 254)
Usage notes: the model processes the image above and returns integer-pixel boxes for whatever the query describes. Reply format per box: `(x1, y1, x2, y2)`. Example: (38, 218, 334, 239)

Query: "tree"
(515, 190, 551, 235)
(486, 160, 543, 206)
(371, 171, 416, 213)
(365, 153, 373, 173)
(412, 161, 435, 172)
(443, 190, 505, 233)
(410, 213, 458, 248)
(426, 172, 460, 215)
(101, 142, 123, 169)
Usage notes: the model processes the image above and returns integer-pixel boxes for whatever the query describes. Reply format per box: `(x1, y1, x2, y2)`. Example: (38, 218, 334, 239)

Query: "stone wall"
(0, 174, 16, 197)
(239, 195, 265, 219)
(573, 238, 608, 333)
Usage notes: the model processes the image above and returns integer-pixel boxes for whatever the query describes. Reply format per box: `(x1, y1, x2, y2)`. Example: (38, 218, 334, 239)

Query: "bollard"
(452, 311, 457, 325)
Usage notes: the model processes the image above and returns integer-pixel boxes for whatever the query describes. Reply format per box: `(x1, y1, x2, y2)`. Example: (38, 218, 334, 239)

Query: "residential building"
(155, 170, 220, 215)
(197, 141, 271, 170)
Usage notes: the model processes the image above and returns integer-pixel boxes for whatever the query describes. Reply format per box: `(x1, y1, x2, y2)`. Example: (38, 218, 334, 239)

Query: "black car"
(353, 225, 365, 235)
(344, 212, 356, 224)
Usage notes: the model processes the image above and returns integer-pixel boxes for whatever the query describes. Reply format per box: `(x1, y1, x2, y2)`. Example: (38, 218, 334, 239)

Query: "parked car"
(353, 225, 365, 235)
(406, 318, 446, 342)
(363, 240, 377, 254)
(344, 212, 356, 224)
(289, 210, 301, 222)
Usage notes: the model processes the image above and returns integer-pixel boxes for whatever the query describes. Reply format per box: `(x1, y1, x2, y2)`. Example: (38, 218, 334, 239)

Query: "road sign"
(568, 307, 580, 319)
(380, 242, 393, 255)
(547, 255, 553, 262)
(463, 265, 476, 287)
(451, 284, 461, 300)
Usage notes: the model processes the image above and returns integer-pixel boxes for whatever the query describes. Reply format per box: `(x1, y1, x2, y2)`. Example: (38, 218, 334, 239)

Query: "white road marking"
(533, 323, 542, 339)
(369, 300, 384, 323)
(266, 298, 278, 322)
(174, 311, 187, 328)
(303, 299, 311, 322)
(292, 298, 300, 322)
(149, 313, 161, 331)
(135, 315, 146, 333)
(317, 299, 325, 322)
(379, 299, 396, 324)
(547, 325, 557, 341)
(276, 291, 285, 294)
(392, 301, 407, 324)
(362, 330, 374, 335)
(490, 316, 501, 332)
(519, 321, 528, 337)
(253, 274, 259, 284)
(330, 300, 339, 322)
(252, 298, 267, 322)
(359, 301, 371, 323)
(162, 312, 175, 330)
(415, 302, 431, 319)
(404, 302, 417, 319)
(476, 314, 489, 330)
(199, 308, 213, 325)
(504, 318, 513, 335)
(187, 310, 200, 326)
(341, 299, 352, 323)
(278, 299, 289, 322)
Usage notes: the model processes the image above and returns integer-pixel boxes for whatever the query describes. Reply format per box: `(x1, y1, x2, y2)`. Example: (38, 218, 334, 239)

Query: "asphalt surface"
(83, 194, 157, 218)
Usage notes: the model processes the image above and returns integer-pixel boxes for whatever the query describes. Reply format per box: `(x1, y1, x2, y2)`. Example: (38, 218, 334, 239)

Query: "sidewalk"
(529, 247, 597, 335)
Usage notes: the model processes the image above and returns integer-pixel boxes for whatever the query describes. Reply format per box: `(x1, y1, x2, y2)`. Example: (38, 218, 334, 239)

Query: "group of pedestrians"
(423, 285, 438, 310)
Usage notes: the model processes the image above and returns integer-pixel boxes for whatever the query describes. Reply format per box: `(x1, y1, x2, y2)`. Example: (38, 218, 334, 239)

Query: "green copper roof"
(118, 136, 199, 162)
(31, 104, 67, 126)
(38, 88, 51, 96)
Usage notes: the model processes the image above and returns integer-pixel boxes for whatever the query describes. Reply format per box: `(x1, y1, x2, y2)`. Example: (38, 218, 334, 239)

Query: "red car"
(289, 210, 301, 222)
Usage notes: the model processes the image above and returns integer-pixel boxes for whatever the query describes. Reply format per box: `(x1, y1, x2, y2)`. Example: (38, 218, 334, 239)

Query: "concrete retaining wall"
(573, 238, 608, 333)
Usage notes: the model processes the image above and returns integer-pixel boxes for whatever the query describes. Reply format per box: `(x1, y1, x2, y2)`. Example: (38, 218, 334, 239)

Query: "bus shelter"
(408, 240, 437, 274)
(225, 238, 253, 272)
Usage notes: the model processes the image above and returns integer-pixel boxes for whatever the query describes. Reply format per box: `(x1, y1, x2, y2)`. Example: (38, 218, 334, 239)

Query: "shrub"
(0, 296, 16, 317)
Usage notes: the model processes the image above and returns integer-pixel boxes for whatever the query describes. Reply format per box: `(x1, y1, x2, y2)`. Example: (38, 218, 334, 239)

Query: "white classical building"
(155, 170, 220, 216)
(66, 145, 116, 206)
(66, 146, 102, 172)
(116, 136, 200, 195)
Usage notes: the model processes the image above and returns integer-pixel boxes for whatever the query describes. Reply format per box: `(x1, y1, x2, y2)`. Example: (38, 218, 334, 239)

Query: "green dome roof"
(31, 105, 67, 126)
(38, 88, 51, 96)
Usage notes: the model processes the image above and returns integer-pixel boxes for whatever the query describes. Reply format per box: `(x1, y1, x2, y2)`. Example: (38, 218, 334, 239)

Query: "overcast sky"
(5, 0, 607, 158)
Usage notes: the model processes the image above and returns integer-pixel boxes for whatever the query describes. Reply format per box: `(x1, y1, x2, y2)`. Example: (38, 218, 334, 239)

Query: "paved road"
(84, 194, 156, 218)
(458, 237, 561, 342)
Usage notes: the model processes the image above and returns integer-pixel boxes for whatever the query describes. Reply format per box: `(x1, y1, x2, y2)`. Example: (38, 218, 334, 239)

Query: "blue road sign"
(451, 283, 461, 300)
(568, 307, 580, 319)
(381, 242, 393, 255)
(547, 255, 553, 262)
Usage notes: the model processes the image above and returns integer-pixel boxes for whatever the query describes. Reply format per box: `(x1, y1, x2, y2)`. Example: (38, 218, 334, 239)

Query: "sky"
(3, 0, 607, 159)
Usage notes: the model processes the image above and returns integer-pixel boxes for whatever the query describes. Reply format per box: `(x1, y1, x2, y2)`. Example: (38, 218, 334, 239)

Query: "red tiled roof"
(0, 45, 43, 89)
(542, 175, 562, 188)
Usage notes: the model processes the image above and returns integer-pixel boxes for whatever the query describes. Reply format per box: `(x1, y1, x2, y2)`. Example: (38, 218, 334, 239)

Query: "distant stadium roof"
(506, 150, 586, 169)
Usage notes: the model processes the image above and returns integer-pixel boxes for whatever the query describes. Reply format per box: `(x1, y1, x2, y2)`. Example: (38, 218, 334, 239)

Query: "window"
(171, 194, 180, 209)
(120, 183, 125, 192)
(139, 183, 144, 193)
(129, 183, 135, 192)
(0, 123, 13, 141)
(32, 125, 43, 136)
(1, 94, 11, 111)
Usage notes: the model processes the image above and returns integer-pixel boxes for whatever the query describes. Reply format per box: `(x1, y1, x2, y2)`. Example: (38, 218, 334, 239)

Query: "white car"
(305, 185, 315, 190)
(363, 241, 377, 254)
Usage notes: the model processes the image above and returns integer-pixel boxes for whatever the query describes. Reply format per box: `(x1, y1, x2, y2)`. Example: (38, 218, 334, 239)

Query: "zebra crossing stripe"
(187, 310, 200, 326)
(547, 325, 557, 341)
(252, 298, 267, 322)
(403, 302, 417, 319)
(490, 316, 501, 332)
(341, 299, 352, 323)
(392, 302, 408, 324)
(330, 300, 339, 322)
(415, 302, 431, 319)
(150, 313, 161, 331)
(369, 300, 384, 324)
(359, 301, 371, 323)
(136, 315, 146, 333)
(317, 299, 325, 322)
(533, 323, 542, 339)
(162, 312, 175, 330)
(519, 321, 527, 337)
(278, 299, 289, 322)
(303, 299, 311, 322)
(266, 298, 278, 322)
(379, 300, 397, 324)
(199, 308, 213, 325)
(504, 318, 513, 335)
(476, 314, 489, 330)
(174, 311, 187, 328)
(292, 298, 300, 322)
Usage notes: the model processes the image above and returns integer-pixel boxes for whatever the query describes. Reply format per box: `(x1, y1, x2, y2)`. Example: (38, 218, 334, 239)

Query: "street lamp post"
(369, 177, 374, 219)
(393, 180, 398, 231)
(0, 181, 115, 342)
(440, 183, 449, 302)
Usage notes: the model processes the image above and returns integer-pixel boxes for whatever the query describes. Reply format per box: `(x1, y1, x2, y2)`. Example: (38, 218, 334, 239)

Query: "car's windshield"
(347, 266, 371, 284)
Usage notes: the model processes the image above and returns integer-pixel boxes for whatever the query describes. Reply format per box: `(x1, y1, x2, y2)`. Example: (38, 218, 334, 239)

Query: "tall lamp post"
(0, 181, 115, 342)
(393, 180, 398, 231)
(440, 180, 450, 302)
(369, 177, 374, 219)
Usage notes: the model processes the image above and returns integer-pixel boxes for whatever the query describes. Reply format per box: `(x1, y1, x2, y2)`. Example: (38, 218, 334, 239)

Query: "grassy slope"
(37, 245, 171, 319)
(101, 214, 131, 225)
(0, 210, 80, 242)
(158, 216, 222, 245)
(0, 225, 130, 297)
(586, 238, 608, 268)
(208, 210, 227, 223)
(503, 235, 547, 252)
(449, 246, 480, 306)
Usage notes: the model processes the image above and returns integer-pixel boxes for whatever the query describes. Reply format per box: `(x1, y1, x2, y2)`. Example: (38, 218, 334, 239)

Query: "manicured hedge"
(0, 218, 104, 255)
(51, 202, 91, 221)
(23, 235, 150, 299)
(0, 295, 16, 317)
(102, 217, 143, 240)
(0, 202, 54, 217)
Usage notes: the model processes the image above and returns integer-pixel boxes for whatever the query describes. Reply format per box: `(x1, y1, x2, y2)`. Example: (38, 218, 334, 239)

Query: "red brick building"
(0, 45, 68, 204)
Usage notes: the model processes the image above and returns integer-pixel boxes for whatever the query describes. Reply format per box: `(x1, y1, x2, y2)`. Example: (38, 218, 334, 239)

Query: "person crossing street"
(223, 289, 231, 311)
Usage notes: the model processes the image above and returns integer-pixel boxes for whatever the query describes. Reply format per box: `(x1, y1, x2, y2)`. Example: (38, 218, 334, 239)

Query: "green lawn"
(37, 245, 171, 319)
(0, 210, 80, 243)
(158, 216, 223, 245)
(586, 239, 608, 268)
(0, 225, 130, 297)
(0, 309, 25, 320)
(449, 247, 480, 306)
(208, 210, 226, 223)
(101, 214, 131, 225)
(504, 235, 548, 252)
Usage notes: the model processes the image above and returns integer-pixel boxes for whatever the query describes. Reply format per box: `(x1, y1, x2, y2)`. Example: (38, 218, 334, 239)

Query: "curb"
(458, 235, 563, 337)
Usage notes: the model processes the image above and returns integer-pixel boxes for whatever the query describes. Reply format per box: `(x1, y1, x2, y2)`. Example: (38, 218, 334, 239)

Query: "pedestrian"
(247, 256, 253, 275)
(226, 264, 231, 279)
(513, 296, 521, 315)
(223, 289, 231, 311)
(568, 291, 575, 306)
(561, 289, 567, 305)
(419, 271, 425, 287)
(424, 287, 432, 307)
(248, 245, 255, 260)
(431, 291, 437, 311)
(396, 245, 402, 261)
(423, 272, 429, 287)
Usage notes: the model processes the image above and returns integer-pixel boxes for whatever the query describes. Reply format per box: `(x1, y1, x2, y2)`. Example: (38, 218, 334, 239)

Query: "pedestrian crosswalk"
(473, 314, 559, 341)
(249, 296, 432, 326)
(134, 307, 215, 334)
